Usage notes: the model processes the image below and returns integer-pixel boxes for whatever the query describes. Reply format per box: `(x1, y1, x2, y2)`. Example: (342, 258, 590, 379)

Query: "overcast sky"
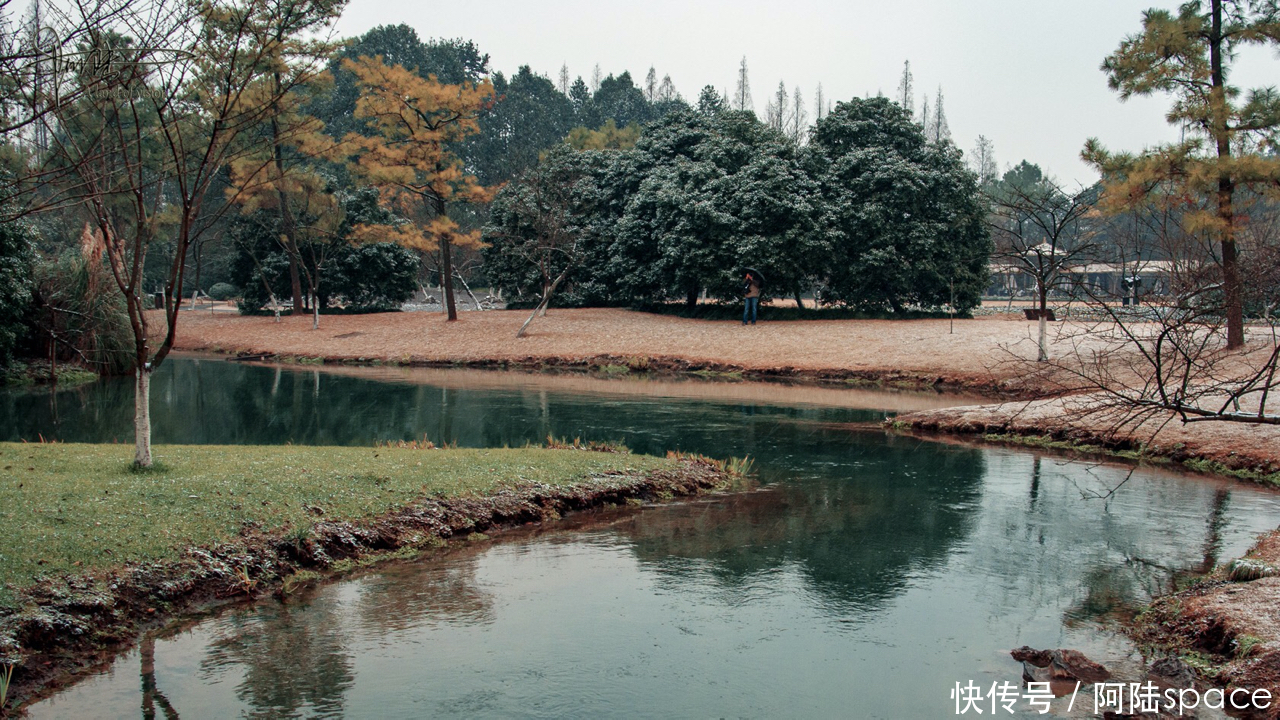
(336, 0, 1278, 187)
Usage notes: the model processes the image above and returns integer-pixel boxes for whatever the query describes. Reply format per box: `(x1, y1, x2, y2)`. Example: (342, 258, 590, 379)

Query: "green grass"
(0, 442, 672, 608)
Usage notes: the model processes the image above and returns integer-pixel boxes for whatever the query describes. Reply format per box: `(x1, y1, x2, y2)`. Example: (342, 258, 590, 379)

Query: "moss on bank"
(973, 432, 1280, 487)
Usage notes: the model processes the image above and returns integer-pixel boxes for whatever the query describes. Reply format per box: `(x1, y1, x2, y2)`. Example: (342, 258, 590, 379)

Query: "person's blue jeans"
(743, 297, 758, 324)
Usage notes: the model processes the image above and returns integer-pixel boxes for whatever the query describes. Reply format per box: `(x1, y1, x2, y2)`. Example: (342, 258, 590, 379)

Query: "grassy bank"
(0, 442, 671, 609)
(2, 442, 733, 711)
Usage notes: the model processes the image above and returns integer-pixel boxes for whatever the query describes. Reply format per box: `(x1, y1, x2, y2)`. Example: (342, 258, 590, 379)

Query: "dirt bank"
(164, 308, 1058, 396)
(2, 456, 731, 714)
(1133, 530, 1280, 719)
(894, 396, 1280, 484)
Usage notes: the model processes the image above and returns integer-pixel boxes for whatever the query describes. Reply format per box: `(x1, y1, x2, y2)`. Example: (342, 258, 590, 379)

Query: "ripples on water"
(12, 357, 1279, 718)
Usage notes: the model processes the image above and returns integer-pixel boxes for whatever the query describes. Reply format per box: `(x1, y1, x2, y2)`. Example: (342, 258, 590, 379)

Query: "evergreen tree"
(807, 97, 990, 312)
(697, 85, 726, 115)
(1083, 0, 1280, 348)
(569, 76, 591, 115)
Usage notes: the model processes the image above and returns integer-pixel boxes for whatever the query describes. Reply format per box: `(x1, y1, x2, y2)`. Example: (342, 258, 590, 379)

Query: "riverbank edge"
(889, 408, 1280, 488)
(184, 345, 1031, 399)
(2, 456, 733, 714)
(1126, 530, 1280, 717)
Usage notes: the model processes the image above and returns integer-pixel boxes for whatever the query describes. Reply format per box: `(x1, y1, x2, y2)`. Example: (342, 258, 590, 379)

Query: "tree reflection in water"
(199, 602, 354, 718)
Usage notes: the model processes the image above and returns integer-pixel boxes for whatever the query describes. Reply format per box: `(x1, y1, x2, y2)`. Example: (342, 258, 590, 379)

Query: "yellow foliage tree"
(343, 56, 495, 321)
(226, 2, 344, 325)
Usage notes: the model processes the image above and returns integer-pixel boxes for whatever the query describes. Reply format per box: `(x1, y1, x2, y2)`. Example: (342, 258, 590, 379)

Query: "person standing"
(743, 273, 761, 325)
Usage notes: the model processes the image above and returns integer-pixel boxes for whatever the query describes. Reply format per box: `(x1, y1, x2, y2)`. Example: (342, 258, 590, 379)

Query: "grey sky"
(336, 1, 1278, 187)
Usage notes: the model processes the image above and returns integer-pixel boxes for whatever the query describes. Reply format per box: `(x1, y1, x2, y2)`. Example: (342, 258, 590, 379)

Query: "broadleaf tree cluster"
(484, 97, 991, 318)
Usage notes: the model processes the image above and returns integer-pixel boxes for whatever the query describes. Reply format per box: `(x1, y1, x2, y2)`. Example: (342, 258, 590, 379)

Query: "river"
(8, 356, 1278, 718)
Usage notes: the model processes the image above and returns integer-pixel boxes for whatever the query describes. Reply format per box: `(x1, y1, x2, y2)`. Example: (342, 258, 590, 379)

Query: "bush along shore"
(0, 441, 738, 713)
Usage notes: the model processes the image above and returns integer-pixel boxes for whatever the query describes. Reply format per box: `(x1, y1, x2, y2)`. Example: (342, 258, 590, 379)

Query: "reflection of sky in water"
(21, 359, 1280, 718)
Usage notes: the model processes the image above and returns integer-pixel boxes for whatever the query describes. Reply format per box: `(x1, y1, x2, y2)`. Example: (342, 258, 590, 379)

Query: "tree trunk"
(517, 274, 567, 338)
(134, 364, 152, 467)
(440, 235, 458, 321)
(455, 269, 485, 310)
(270, 71, 305, 317)
(1210, 0, 1244, 348)
(1037, 284, 1048, 362)
(517, 297, 548, 338)
(685, 286, 698, 309)
(1037, 313, 1048, 362)
(794, 289, 805, 310)
(312, 291, 319, 330)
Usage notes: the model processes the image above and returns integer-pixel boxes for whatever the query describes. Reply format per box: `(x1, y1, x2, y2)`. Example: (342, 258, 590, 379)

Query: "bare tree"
(45, 0, 343, 466)
(644, 66, 657, 102)
(658, 74, 676, 103)
(814, 83, 825, 122)
(732, 56, 752, 113)
(557, 63, 569, 95)
(789, 84, 807, 143)
(895, 60, 913, 115)
(0, 0, 154, 220)
(764, 80, 788, 133)
(987, 174, 1100, 361)
(1040, 192, 1280, 426)
(970, 135, 998, 186)
(929, 86, 951, 143)
(590, 63, 601, 93)
(487, 147, 588, 338)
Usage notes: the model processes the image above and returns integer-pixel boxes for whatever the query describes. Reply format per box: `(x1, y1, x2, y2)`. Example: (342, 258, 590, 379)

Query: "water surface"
(9, 357, 1278, 718)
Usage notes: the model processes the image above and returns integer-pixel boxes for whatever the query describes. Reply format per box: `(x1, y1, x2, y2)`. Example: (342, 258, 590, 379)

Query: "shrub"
(208, 282, 238, 301)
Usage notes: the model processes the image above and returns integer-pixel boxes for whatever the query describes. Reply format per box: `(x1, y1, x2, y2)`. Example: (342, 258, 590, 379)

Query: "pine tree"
(896, 60, 914, 115)
(697, 85, 725, 115)
(733, 56, 753, 113)
(343, 57, 496, 323)
(1083, 0, 1280, 348)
